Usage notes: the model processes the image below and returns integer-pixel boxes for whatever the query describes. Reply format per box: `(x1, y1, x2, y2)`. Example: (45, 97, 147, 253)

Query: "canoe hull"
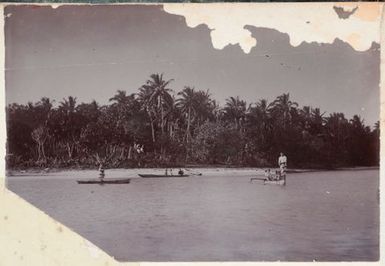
(77, 178, 131, 184)
(138, 174, 189, 178)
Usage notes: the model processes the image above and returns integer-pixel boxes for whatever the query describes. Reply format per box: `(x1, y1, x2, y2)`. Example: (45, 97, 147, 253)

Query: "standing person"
(99, 163, 105, 180)
(278, 152, 287, 176)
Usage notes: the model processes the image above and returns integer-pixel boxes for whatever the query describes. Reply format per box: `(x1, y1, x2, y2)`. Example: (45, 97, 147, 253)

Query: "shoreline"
(6, 165, 379, 177)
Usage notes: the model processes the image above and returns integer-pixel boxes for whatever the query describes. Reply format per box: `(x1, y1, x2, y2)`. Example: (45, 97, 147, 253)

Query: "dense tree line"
(6, 73, 379, 169)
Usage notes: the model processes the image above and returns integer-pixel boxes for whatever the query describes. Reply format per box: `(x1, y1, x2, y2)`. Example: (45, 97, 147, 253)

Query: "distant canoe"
(264, 179, 286, 186)
(138, 174, 189, 178)
(77, 178, 131, 184)
(250, 176, 286, 186)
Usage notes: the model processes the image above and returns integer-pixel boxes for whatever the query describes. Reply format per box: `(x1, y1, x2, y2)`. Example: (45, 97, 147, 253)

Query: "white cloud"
(164, 3, 383, 53)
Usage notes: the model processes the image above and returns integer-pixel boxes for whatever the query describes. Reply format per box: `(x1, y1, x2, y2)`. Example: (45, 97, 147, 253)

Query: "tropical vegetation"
(6, 73, 379, 169)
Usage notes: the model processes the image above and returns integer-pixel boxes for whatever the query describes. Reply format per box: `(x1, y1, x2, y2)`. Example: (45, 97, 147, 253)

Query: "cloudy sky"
(4, 4, 380, 126)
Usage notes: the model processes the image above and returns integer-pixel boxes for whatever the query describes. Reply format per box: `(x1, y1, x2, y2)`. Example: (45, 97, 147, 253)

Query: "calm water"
(7, 169, 379, 261)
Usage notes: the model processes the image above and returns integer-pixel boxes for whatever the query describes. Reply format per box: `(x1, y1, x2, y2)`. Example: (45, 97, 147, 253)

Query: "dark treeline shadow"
(6, 73, 379, 170)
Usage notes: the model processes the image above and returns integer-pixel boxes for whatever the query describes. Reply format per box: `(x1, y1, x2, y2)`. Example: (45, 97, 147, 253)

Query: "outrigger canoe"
(138, 174, 189, 178)
(250, 176, 286, 186)
(77, 178, 131, 184)
(263, 179, 286, 186)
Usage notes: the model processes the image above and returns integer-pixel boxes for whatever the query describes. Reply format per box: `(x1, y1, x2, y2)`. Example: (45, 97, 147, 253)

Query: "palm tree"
(56, 96, 79, 160)
(59, 96, 77, 113)
(256, 99, 270, 119)
(164, 96, 181, 140)
(76, 100, 100, 124)
(309, 107, 325, 135)
(139, 73, 174, 142)
(224, 96, 247, 131)
(298, 106, 312, 135)
(109, 90, 134, 106)
(211, 100, 223, 122)
(109, 90, 137, 128)
(38, 97, 54, 112)
(270, 93, 298, 129)
(177, 86, 196, 142)
(325, 112, 350, 152)
(194, 90, 216, 126)
(138, 86, 157, 142)
(255, 99, 272, 139)
(300, 105, 311, 122)
(350, 115, 365, 131)
(32, 97, 55, 127)
(245, 99, 272, 151)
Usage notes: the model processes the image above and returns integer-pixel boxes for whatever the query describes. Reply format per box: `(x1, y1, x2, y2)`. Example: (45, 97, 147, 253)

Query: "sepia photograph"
(2, 3, 382, 263)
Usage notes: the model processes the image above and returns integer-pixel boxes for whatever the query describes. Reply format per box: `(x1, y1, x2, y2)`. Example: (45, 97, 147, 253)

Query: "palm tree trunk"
(37, 143, 42, 162)
(41, 142, 46, 162)
(151, 121, 155, 142)
(128, 146, 132, 159)
(161, 97, 164, 134)
(186, 107, 191, 143)
(147, 108, 156, 143)
(66, 142, 73, 160)
(120, 147, 125, 159)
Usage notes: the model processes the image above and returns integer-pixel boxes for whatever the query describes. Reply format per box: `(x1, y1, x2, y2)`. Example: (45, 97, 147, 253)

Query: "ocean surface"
(6, 168, 379, 261)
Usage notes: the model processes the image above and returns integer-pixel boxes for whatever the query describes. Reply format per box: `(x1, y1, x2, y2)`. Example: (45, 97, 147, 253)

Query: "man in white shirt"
(278, 152, 287, 174)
